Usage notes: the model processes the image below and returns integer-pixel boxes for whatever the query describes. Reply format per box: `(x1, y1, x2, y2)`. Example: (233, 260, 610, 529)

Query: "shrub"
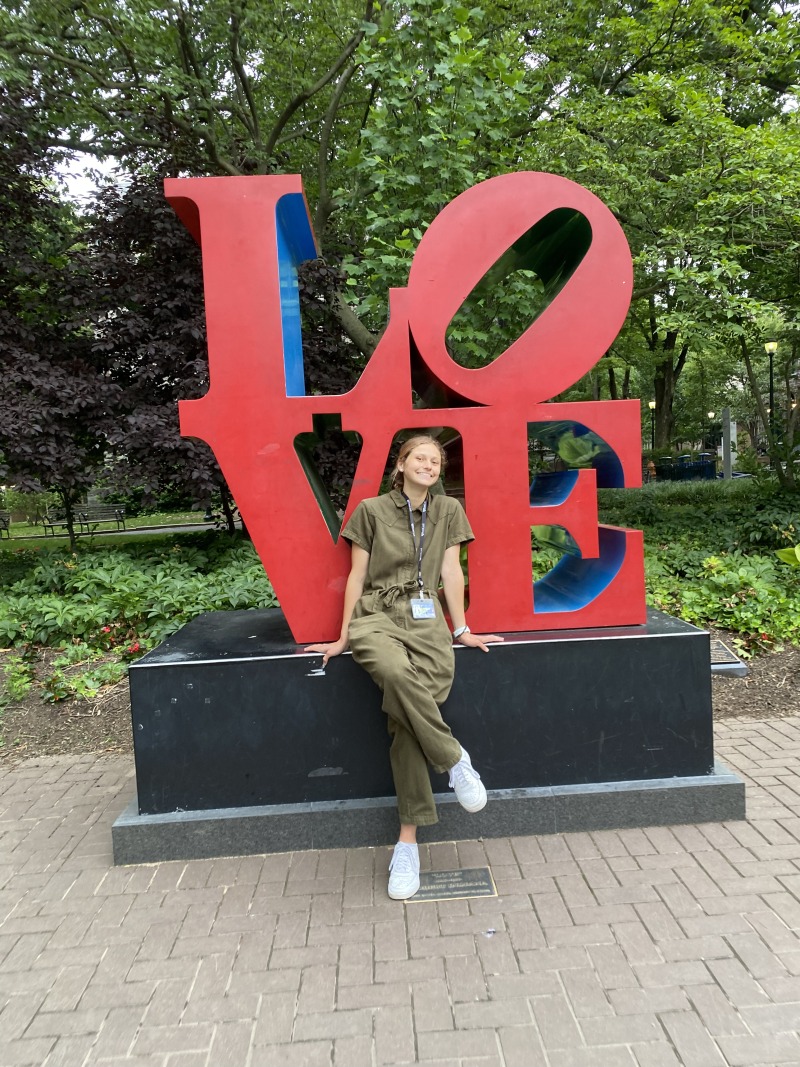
(596, 479, 800, 652)
(0, 532, 277, 648)
(599, 479, 798, 553)
(646, 547, 800, 654)
(0, 548, 42, 589)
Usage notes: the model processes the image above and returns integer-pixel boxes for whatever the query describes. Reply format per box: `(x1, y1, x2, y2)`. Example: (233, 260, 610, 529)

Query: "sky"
(57, 152, 120, 207)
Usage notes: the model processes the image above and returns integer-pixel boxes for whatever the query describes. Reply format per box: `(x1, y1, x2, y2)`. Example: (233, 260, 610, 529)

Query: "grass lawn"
(0, 511, 214, 550)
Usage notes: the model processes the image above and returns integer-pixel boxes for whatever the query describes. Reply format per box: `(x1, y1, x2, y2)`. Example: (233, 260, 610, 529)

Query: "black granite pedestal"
(112, 608, 745, 864)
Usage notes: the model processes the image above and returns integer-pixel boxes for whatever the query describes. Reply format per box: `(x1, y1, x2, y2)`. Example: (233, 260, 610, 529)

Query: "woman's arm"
(440, 544, 503, 653)
(440, 544, 467, 633)
(304, 543, 370, 664)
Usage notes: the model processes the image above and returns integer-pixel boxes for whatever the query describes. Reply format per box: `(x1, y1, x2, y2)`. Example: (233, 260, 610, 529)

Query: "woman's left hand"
(456, 631, 504, 652)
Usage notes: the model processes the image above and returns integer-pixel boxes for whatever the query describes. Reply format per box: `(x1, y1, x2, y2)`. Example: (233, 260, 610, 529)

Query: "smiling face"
(399, 442, 442, 497)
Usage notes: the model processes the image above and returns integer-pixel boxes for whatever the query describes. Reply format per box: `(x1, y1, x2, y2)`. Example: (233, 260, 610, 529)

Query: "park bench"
(42, 510, 73, 536)
(42, 506, 125, 536)
(0, 511, 10, 538)
(77, 506, 126, 534)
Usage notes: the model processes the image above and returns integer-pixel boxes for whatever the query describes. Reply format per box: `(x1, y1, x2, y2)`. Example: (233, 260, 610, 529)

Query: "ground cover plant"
(599, 478, 800, 655)
(0, 531, 275, 708)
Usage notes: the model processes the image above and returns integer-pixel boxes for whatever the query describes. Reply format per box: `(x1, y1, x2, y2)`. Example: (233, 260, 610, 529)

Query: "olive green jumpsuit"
(342, 490, 474, 826)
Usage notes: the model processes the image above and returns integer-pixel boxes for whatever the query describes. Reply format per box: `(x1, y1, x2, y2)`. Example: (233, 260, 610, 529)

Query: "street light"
(765, 341, 778, 438)
(707, 411, 715, 450)
(648, 400, 656, 451)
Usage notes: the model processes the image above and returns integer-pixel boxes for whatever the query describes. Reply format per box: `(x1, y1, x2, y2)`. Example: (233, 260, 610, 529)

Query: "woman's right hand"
(303, 637, 349, 666)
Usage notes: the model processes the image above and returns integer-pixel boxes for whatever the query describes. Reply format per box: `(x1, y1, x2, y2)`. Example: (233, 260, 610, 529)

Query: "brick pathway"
(1, 717, 800, 1067)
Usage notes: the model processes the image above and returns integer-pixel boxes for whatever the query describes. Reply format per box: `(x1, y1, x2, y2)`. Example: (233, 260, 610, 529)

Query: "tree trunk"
(220, 484, 238, 534)
(608, 364, 618, 400)
(58, 490, 78, 552)
(652, 335, 689, 449)
(606, 357, 630, 401)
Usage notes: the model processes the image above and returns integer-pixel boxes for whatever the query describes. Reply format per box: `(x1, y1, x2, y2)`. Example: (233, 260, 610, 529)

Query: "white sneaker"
(388, 841, 420, 900)
(448, 748, 487, 813)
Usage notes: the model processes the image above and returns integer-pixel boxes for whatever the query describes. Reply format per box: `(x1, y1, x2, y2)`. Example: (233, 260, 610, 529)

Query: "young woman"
(305, 435, 502, 900)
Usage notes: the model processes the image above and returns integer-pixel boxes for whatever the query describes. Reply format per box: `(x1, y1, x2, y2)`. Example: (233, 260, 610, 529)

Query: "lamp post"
(648, 400, 656, 451)
(706, 411, 715, 450)
(765, 341, 778, 439)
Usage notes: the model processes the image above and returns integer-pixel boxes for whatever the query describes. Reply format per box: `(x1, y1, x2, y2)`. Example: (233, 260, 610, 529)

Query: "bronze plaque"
(709, 638, 748, 678)
(407, 867, 497, 902)
(710, 639, 741, 665)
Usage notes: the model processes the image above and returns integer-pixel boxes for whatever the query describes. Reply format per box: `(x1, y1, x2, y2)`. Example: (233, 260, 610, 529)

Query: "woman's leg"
(350, 621, 461, 774)
(381, 624, 488, 817)
(350, 616, 460, 826)
(386, 718, 440, 826)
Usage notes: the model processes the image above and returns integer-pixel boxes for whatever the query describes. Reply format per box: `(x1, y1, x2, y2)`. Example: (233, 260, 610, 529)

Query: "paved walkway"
(2, 716, 800, 1067)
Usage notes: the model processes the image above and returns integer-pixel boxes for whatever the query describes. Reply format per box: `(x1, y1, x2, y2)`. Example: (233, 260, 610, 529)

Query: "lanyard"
(404, 494, 428, 592)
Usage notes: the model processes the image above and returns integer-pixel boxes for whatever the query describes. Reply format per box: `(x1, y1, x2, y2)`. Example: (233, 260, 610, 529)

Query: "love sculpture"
(165, 172, 645, 643)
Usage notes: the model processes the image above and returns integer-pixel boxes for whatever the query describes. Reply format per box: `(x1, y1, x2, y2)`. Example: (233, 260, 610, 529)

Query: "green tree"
(517, 1, 799, 452)
(1, 0, 381, 346)
(0, 92, 120, 549)
(2, 0, 799, 461)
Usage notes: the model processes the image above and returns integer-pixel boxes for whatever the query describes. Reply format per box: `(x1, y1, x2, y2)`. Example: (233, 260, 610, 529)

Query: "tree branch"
(314, 60, 358, 239)
(675, 341, 690, 377)
(632, 280, 671, 302)
(168, 8, 244, 175)
(18, 45, 139, 90)
(175, 6, 206, 84)
(359, 80, 379, 138)
(264, 0, 375, 161)
(331, 293, 377, 358)
(229, 6, 261, 144)
(88, 10, 143, 87)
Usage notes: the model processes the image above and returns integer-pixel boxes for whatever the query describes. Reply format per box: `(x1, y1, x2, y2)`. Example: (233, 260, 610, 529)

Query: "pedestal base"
(113, 607, 745, 863)
(113, 764, 744, 865)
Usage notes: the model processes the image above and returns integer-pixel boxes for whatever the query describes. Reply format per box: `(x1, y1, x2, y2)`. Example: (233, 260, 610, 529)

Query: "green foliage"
(647, 549, 800, 655)
(0, 548, 42, 589)
(598, 480, 800, 652)
(2, 0, 799, 495)
(599, 479, 798, 551)
(42, 656, 127, 704)
(776, 545, 800, 567)
(2, 482, 798, 713)
(1, 651, 36, 702)
(1, 639, 142, 707)
(51, 641, 105, 667)
(737, 505, 799, 550)
(0, 533, 276, 648)
(734, 448, 763, 475)
(97, 483, 197, 518)
(344, 0, 531, 326)
(1, 488, 56, 524)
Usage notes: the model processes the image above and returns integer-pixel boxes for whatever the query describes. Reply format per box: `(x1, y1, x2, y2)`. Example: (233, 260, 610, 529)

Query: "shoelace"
(390, 845, 417, 874)
(449, 759, 481, 790)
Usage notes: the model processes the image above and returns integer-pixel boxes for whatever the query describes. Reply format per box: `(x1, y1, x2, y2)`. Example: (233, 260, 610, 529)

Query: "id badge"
(410, 596, 436, 620)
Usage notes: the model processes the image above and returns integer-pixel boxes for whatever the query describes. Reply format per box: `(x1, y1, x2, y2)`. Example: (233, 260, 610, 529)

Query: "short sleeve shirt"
(341, 490, 474, 601)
